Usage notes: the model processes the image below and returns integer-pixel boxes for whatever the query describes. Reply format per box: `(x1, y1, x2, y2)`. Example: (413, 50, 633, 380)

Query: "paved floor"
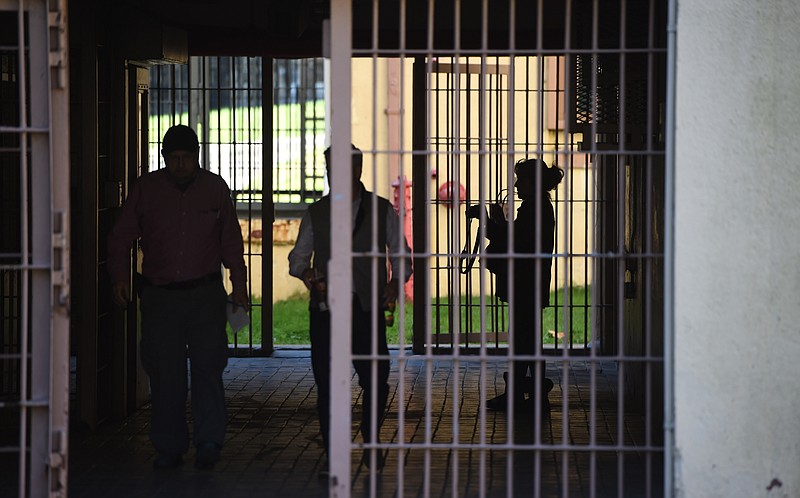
(6, 350, 663, 498)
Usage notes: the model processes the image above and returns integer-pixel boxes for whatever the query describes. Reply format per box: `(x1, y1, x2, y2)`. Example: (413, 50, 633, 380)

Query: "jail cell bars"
(328, 0, 667, 497)
(0, 1, 71, 497)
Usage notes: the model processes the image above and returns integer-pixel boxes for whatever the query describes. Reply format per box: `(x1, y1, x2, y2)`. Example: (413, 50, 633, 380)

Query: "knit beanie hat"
(162, 125, 199, 153)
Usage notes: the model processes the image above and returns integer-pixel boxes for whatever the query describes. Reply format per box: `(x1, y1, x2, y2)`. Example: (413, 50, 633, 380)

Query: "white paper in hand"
(227, 296, 250, 332)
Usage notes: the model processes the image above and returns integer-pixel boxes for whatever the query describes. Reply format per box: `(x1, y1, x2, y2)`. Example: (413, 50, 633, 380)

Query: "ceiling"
(122, 0, 662, 58)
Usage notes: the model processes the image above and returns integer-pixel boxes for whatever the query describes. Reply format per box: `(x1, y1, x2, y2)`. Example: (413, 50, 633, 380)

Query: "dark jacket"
(486, 195, 555, 306)
(308, 187, 392, 311)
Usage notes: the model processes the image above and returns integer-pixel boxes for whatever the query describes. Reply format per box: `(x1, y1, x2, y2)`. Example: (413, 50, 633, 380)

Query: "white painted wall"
(674, 1, 800, 497)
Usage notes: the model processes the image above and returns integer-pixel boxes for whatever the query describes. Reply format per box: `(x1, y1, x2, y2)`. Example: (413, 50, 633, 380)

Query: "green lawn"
(228, 286, 592, 347)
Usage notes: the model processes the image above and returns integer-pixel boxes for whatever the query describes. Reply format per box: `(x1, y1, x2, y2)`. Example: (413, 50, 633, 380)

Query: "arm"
(288, 211, 317, 289)
(219, 184, 249, 310)
(384, 206, 412, 303)
(107, 182, 143, 307)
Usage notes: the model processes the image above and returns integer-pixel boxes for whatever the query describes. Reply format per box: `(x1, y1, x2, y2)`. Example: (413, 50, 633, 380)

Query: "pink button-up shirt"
(108, 168, 247, 290)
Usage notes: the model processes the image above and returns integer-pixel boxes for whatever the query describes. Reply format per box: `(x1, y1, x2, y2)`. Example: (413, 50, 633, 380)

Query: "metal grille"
(0, 1, 70, 496)
(273, 58, 327, 211)
(428, 58, 511, 350)
(327, 0, 668, 496)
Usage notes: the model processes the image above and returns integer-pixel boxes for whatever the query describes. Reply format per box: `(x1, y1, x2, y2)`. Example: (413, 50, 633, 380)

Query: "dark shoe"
(195, 442, 221, 470)
(153, 452, 183, 470)
(486, 393, 529, 412)
(502, 372, 553, 395)
(486, 393, 505, 411)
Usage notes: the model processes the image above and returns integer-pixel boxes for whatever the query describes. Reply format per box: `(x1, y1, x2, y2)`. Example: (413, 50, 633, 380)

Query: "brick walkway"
(63, 351, 661, 498)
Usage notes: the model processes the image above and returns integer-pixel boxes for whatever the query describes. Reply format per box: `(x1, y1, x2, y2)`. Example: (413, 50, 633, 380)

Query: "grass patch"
(228, 286, 591, 347)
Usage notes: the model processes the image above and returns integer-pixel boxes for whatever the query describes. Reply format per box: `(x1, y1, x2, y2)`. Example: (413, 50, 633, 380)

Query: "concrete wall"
(674, 1, 800, 496)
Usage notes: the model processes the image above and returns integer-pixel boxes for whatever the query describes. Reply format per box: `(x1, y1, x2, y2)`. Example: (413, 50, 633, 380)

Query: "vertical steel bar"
(16, 1, 29, 495)
(476, 1, 489, 496)
(367, 3, 380, 494)
(584, 0, 608, 489)
(28, 0, 53, 493)
(396, 1, 409, 490)
(47, 1, 72, 493)
(263, 57, 274, 354)
(329, 1, 354, 495)
(617, 1, 629, 495)
(560, 1, 575, 496)
(412, 55, 427, 353)
(419, 5, 436, 493)
(664, 0, 678, 495)
(451, 3, 462, 496)
(644, 2, 657, 495)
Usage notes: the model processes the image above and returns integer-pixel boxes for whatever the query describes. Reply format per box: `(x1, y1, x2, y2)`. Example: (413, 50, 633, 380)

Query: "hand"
(465, 204, 486, 219)
(231, 287, 250, 312)
(112, 281, 130, 307)
(382, 278, 400, 307)
(301, 268, 318, 290)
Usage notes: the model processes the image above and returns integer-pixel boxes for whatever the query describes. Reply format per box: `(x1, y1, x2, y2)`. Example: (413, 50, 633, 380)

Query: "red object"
(391, 176, 414, 303)
(437, 181, 466, 207)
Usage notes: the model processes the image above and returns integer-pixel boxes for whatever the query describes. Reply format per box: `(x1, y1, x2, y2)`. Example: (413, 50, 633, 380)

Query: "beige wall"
(675, 0, 800, 496)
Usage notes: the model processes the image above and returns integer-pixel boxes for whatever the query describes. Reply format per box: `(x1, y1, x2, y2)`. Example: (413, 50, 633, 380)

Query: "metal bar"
(262, 56, 274, 354)
(29, 0, 53, 491)
(47, 0, 72, 494)
(422, 7, 435, 494)
(366, 5, 380, 495)
(412, 57, 427, 354)
(328, 1, 354, 495)
(396, 1, 410, 492)
(16, 2, 31, 495)
(350, 47, 668, 57)
(341, 441, 664, 452)
(664, 0, 678, 495)
(0, 126, 48, 133)
(0, 400, 49, 408)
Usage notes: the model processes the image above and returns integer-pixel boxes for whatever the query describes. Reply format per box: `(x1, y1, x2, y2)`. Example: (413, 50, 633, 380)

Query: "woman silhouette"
(485, 158, 564, 414)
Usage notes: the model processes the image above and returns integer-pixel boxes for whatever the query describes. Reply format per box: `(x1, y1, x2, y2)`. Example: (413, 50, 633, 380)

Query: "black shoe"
(486, 393, 505, 411)
(502, 372, 554, 395)
(153, 452, 183, 470)
(486, 393, 529, 412)
(195, 442, 221, 470)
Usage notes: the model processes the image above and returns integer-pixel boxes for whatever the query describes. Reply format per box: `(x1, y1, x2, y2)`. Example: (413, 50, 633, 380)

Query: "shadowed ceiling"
(123, 0, 660, 57)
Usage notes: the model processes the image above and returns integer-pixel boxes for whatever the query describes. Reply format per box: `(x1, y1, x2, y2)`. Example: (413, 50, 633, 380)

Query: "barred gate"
(0, 1, 71, 496)
(327, 0, 668, 496)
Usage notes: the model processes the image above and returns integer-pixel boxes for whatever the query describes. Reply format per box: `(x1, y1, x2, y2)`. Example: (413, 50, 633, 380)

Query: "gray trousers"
(140, 280, 228, 454)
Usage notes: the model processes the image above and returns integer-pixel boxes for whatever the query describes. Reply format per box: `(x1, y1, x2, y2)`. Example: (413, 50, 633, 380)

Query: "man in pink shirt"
(108, 125, 248, 470)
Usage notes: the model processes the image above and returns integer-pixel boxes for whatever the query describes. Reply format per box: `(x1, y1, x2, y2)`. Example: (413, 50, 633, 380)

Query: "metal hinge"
(48, 1, 67, 89)
(48, 430, 67, 497)
(52, 211, 70, 312)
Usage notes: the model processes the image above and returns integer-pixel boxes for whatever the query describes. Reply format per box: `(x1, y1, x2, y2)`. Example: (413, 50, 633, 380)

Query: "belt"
(145, 272, 222, 290)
